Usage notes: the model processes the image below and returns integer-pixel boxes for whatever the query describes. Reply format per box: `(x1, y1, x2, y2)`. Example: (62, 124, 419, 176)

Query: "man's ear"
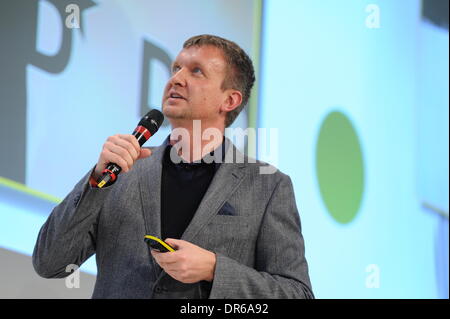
(220, 90, 243, 114)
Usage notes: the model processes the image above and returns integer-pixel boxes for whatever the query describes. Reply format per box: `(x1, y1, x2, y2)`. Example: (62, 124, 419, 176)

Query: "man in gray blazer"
(32, 34, 314, 299)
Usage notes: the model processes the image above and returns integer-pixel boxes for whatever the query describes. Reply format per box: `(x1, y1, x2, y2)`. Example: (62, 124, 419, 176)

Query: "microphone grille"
(139, 109, 164, 134)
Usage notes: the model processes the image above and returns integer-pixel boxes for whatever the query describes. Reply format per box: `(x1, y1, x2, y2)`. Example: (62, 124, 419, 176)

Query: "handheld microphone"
(97, 109, 164, 188)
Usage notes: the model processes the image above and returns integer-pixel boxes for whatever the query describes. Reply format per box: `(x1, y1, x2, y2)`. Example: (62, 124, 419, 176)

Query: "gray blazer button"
(154, 286, 162, 293)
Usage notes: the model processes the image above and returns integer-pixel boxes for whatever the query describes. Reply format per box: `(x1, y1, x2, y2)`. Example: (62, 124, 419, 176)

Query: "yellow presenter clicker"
(144, 235, 176, 252)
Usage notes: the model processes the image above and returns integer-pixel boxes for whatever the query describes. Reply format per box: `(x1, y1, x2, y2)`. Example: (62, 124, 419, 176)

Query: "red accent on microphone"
(134, 126, 152, 140)
(89, 175, 99, 187)
(101, 169, 117, 182)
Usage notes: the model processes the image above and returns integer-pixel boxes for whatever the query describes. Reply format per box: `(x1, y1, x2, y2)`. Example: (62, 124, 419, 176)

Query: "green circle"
(315, 111, 364, 224)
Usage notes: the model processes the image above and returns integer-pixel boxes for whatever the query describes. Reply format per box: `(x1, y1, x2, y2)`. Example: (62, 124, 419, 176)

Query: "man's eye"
(172, 65, 180, 73)
(192, 67, 202, 74)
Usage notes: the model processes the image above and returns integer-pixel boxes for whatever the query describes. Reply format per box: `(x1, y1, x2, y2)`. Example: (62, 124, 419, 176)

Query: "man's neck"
(169, 120, 224, 163)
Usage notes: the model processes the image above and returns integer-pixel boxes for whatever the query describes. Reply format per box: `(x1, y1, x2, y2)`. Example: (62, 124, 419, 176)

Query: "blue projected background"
(0, 0, 448, 298)
(258, 0, 448, 298)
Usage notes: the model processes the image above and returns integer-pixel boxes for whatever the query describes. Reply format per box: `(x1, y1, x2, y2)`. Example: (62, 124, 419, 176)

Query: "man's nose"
(169, 68, 187, 87)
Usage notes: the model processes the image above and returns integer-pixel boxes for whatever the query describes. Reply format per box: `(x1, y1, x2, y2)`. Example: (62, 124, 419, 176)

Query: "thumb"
(138, 148, 152, 159)
(164, 238, 183, 250)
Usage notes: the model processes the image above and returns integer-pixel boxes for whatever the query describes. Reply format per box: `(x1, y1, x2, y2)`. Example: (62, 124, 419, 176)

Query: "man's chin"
(162, 105, 188, 120)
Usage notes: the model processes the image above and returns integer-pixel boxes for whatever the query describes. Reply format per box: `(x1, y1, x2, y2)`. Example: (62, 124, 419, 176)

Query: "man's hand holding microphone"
(91, 109, 164, 188)
(92, 134, 152, 181)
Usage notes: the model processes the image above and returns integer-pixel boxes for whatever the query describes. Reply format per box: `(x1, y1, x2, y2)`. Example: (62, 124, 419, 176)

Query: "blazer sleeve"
(209, 174, 314, 299)
(32, 168, 112, 278)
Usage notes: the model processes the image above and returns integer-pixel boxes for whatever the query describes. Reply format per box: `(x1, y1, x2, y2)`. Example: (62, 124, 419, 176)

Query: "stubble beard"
(162, 102, 192, 120)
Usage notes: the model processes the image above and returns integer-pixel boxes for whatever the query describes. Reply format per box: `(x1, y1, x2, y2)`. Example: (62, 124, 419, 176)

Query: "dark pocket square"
(218, 202, 236, 216)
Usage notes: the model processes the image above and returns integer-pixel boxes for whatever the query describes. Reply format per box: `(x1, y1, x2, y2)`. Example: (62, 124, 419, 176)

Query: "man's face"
(162, 45, 229, 126)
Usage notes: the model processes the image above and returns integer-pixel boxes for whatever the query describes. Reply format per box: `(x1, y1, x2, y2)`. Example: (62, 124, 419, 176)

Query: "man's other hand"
(151, 239, 216, 284)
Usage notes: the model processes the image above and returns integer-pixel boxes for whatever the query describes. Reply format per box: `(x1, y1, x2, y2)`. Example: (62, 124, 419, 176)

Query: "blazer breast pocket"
(217, 201, 236, 216)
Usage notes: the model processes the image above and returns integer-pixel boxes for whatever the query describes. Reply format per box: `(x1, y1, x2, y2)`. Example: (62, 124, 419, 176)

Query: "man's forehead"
(174, 45, 227, 71)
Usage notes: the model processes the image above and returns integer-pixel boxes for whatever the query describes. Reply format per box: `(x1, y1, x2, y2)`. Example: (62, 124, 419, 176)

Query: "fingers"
(151, 249, 179, 265)
(164, 238, 183, 250)
(138, 148, 152, 159)
(150, 253, 184, 281)
(151, 240, 185, 268)
(150, 241, 215, 284)
(151, 239, 192, 269)
(117, 134, 141, 157)
(151, 251, 181, 274)
(104, 144, 133, 172)
(95, 134, 152, 176)
(107, 134, 139, 163)
(101, 148, 131, 173)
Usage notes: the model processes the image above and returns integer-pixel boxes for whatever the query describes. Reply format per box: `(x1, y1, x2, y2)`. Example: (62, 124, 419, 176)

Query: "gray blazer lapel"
(138, 143, 166, 239)
(181, 141, 246, 242)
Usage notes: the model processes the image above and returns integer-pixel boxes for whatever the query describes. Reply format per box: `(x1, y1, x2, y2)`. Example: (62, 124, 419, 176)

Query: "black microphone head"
(139, 109, 164, 135)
